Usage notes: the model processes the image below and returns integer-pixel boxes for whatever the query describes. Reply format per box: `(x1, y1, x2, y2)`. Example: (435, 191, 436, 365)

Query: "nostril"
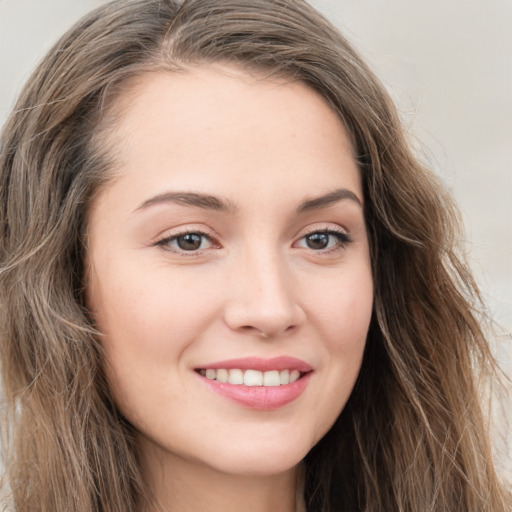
(224, 301, 305, 338)
(241, 326, 271, 338)
(237, 324, 298, 339)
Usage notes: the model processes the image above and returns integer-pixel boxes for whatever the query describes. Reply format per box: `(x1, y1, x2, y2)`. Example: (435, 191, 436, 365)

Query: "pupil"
(177, 233, 202, 250)
(307, 233, 329, 249)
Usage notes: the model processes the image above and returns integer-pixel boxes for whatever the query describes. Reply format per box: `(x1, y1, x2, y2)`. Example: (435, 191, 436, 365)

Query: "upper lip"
(195, 356, 312, 372)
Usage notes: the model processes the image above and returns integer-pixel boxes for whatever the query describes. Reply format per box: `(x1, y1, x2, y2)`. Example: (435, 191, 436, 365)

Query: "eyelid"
(293, 225, 352, 253)
(152, 223, 352, 256)
(154, 227, 221, 256)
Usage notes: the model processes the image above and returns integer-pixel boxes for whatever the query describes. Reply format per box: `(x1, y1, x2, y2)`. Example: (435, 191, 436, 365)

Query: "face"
(86, 65, 373, 478)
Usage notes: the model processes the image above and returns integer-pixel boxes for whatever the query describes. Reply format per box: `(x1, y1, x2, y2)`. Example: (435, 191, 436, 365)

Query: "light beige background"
(1, 0, 511, 481)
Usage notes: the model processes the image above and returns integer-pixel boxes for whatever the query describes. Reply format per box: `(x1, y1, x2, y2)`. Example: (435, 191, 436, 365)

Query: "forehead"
(92, 64, 362, 213)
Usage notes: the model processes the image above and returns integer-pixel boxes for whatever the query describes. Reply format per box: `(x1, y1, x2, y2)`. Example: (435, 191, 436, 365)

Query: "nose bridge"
(224, 239, 302, 337)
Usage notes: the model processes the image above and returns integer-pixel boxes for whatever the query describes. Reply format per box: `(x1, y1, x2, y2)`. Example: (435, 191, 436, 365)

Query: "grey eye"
(175, 233, 205, 251)
(295, 229, 351, 252)
(305, 232, 330, 250)
(158, 232, 213, 252)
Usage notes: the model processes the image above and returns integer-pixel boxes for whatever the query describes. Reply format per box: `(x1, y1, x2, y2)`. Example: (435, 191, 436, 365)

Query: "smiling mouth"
(194, 358, 313, 409)
(195, 368, 308, 386)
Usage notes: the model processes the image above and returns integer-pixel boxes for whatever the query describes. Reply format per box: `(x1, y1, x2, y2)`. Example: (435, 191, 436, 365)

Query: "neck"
(140, 440, 300, 512)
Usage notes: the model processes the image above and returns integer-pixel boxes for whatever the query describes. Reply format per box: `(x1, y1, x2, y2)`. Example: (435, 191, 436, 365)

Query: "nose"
(223, 249, 305, 339)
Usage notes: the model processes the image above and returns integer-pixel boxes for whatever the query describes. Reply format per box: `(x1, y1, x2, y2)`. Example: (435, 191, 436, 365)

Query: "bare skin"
(86, 65, 373, 512)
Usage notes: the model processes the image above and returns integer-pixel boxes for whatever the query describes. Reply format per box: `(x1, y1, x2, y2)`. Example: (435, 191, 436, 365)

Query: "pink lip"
(194, 357, 313, 410)
(195, 356, 312, 372)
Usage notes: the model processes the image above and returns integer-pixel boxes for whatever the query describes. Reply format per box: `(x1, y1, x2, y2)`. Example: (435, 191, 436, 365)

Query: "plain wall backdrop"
(1, 0, 511, 481)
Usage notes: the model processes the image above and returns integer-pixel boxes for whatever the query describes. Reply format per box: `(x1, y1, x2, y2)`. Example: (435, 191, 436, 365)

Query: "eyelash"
(296, 228, 352, 253)
(155, 228, 352, 256)
(155, 230, 215, 255)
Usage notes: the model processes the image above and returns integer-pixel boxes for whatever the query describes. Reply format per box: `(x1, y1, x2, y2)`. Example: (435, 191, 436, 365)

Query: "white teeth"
(216, 369, 228, 383)
(289, 370, 300, 383)
(244, 369, 263, 386)
(199, 368, 305, 386)
(263, 370, 280, 387)
(228, 369, 244, 385)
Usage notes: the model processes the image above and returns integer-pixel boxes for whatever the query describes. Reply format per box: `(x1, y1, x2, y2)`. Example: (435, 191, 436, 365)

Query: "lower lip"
(198, 372, 312, 410)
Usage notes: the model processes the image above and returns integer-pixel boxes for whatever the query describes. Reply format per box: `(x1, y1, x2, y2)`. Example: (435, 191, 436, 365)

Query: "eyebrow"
(135, 192, 237, 213)
(135, 187, 362, 214)
(296, 188, 362, 213)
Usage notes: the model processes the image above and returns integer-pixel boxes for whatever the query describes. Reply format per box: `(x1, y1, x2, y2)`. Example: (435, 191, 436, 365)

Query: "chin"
(200, 434, 313, 477)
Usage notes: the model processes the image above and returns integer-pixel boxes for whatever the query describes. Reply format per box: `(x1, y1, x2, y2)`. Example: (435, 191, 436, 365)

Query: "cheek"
(86, 261, 227, 404)
(87, 280, 187, 422)
(304, 265, 372, 433)
(307, 263, 373, 349)
(329, 271, 373, 377)
(89, 259, 216, 352)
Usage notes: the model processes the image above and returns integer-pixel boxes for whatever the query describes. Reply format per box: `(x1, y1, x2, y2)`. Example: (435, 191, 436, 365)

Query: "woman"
(0, 0, 509, 511)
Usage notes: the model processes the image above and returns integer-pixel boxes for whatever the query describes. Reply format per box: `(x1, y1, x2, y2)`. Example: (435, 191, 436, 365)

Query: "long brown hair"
(0, 1, 509, 510)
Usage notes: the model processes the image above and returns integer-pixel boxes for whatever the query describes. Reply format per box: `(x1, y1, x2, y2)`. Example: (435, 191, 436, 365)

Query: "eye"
(156, 231, 214, 253)
(295, 229, 351, 251)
